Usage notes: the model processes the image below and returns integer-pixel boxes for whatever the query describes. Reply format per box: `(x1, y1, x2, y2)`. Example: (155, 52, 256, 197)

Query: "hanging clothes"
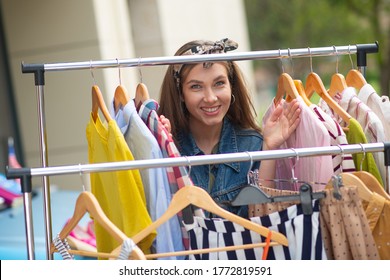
(319, 87, 386, 185)
(109, 99, 184, 259)
(262, 96, 333, 191)
(310, 104, 356, 174)
(363, 192, 390, 260)
(138, 99, 204, 250)
(248, 185, 380, 260)
(86, 114, 155, 255)
(185, 200, 326, 260)
(319, 185, 380, 260)
(357, 84, 390, 141)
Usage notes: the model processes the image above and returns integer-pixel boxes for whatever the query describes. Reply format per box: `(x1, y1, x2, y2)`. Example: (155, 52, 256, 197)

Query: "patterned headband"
(173, 38, 238, 88)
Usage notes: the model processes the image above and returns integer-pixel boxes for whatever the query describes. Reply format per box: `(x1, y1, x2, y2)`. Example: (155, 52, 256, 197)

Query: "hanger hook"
(90, 60, 96, 85)
(116, 58, 122, 85)
(288, 48, 294, 77)
(138, 57, 143, 83)
(245, 151, 255, 185)
(183, 156, 191, 177)
(358, 143, 366, 171)
(308, 47, 313, 73)
(290, 148, 299, 187)
(336, 144, 344, 173)
(279, 49, 285, 73)
(79, 163, 86, 192)
(348, 44, 355, 70)
(333, 46, 339, 73)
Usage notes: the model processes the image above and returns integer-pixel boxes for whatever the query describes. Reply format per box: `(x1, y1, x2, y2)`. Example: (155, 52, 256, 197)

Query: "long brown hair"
(158, 40, 261, 138)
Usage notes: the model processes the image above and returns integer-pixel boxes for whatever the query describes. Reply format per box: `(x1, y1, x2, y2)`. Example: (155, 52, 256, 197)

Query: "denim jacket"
(176, 118, 263, 218)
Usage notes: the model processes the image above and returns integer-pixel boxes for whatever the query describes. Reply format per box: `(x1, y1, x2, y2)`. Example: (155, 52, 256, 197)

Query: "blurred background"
(0, 0, 389, 190)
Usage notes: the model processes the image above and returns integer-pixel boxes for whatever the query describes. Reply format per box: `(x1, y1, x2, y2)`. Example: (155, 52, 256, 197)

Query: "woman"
(158, 38, 301, 217)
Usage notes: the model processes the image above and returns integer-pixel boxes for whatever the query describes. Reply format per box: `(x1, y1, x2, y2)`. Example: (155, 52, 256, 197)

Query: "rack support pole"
(22, 63, 53, 260)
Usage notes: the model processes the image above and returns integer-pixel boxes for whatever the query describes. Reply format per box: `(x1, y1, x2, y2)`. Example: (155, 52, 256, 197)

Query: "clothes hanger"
(328, 46, 348, 97)
(231, 151, 325, 215)
(294, 79, 311, 106)
(305, 71, 352, 125)
(304, 46, 351, 125)
(325, 173, 372, 202)
(90, 62, 112, 123)
(346, 69, 367, 91)
(50, 191, 146, 260)
(134, 82, 150, 109)
(345, 45, 367, 91)
(274, 49, 299, 105)
(352, 144, 390, 200)
(113, 59, 130, 113)
(134, 59, 150, 109)
(128, 185, 288, 246)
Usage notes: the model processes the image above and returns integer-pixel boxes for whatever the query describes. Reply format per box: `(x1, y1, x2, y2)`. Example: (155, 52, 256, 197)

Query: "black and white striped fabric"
(183, 200, 326, 260)
(53, 234, 74, 260)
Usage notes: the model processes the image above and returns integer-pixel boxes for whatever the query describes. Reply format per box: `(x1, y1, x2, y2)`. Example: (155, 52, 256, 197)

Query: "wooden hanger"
(346, 69, 367, 91)
(305, 72, 352, 125)
(113, 85, 130, 113)
(92, 85, 112, 123)
(110, 185, 288, 258)
(352, 171, 390, 200)
(328, 73, 348, 97)
(274, 73, 299, 105)
(134, 82, 150, 109)
(50, 191, 146, 260)
(294, 79, 311, 106)
(340, 173, 372, 202)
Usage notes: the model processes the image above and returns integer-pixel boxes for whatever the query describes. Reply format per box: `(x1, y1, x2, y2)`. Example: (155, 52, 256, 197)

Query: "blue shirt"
(176, 118, 263, 218)
(109, 99, 185, 259)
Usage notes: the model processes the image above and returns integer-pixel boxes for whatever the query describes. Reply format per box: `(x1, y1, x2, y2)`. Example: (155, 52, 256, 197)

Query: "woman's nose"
(203, 88, 218, 103)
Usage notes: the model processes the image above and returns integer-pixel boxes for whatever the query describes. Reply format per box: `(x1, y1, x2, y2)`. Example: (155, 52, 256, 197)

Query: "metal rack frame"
(8, 42, 381, 260)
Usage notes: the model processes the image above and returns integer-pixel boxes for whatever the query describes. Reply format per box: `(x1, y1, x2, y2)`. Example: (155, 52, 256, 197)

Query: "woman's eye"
(190, 84, 201, 90)
(215, 81, 225, 87)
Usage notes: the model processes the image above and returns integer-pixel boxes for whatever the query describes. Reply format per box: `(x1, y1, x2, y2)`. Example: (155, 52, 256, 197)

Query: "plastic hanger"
(50, 191, 146, 260)
(328, 46, 348, 97)
(130, 185, 288, 246)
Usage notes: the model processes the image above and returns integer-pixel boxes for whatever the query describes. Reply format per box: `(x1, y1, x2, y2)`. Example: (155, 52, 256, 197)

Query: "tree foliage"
(244, 0, 389, 95)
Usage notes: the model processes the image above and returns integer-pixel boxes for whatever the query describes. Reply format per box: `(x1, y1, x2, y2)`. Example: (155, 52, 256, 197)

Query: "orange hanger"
(92, 85, 112, 123)
(294, 79, 311, 106)
(346, 69, 367, 91)
(114, 85, 130, 113)
(134, 83, 150, 109)
(305, 72, 351, 125)
(328, 73, 348, 97)
(274, 73, 299, 105)
(352, 171, 390, 200)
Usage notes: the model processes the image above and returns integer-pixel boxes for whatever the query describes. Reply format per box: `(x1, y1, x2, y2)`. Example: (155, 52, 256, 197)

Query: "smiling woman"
(158, 38, 301, 218)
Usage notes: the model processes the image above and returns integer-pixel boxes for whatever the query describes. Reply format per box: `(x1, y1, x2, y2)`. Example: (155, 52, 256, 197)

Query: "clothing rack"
(11, 42, 380, 260)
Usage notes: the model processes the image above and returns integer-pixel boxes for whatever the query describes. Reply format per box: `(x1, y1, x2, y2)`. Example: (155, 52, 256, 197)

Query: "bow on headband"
(173, 38, 238, 87)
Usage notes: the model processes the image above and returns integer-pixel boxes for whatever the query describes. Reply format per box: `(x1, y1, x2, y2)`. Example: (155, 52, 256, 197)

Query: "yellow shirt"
(86, 114, 155, 255)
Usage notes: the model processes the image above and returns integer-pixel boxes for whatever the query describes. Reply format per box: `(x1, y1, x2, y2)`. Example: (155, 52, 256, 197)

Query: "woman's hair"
(158, 39, 262, 138)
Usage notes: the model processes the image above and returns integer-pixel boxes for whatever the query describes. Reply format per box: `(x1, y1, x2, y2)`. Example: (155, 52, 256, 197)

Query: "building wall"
(1, 0, 254, 189)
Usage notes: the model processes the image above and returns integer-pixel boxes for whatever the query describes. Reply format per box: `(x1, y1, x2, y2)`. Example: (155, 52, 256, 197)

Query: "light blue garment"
(109, 99, 185, 260)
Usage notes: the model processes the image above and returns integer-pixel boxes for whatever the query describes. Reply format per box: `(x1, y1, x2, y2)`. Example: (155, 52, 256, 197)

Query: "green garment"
(345, 118, 384, 187)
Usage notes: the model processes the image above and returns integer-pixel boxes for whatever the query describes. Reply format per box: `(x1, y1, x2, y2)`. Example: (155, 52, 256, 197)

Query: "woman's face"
(181, 63, 232, 130)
